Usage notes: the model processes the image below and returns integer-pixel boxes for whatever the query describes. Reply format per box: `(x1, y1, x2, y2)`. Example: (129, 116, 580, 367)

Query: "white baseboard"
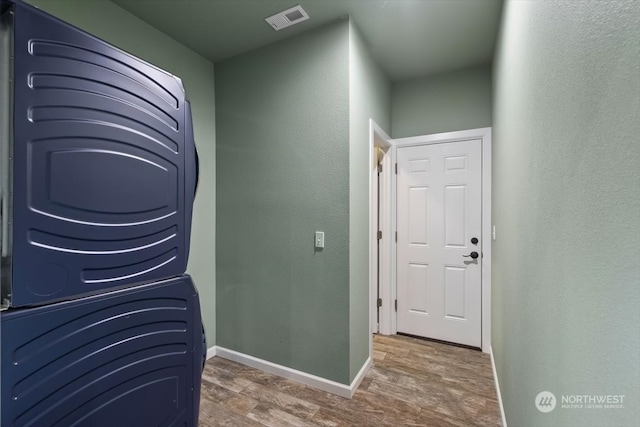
(206, 345, 217, 360)
(213, 346, 371, 399)
(490, 346, 508, 427)
(349, 356, 372, 397)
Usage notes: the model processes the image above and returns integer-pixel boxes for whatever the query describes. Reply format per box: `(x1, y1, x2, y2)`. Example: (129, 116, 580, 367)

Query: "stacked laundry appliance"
(0, 1, 205, 425)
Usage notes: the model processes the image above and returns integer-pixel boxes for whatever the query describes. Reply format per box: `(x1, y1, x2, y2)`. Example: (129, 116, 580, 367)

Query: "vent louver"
(265, 5, 309, 31)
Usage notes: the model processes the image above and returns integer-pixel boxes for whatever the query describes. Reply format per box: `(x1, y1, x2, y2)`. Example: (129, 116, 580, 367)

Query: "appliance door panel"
(10, 0, 195, 307)
(1, 275, 203, 427)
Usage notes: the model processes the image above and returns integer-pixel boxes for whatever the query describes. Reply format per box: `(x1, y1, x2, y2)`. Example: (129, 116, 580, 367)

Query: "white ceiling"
(113, 0, 503, 82)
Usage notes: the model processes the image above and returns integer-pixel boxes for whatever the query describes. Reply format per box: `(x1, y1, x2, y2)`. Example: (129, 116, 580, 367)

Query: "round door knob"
(463, 251, 479, 259)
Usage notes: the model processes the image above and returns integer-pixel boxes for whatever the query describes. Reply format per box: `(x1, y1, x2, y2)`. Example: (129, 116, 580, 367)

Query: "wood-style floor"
(199, 334, 502, 427)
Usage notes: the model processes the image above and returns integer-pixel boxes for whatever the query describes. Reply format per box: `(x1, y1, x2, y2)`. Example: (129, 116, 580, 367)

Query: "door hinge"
(377, 230, 382, 240)
(395, 163, 397, 174)
(378, 163, 382, 173)
(395, 231, 397, 242)
(394, 299, 397, 311)
(377, 298, 382, 308)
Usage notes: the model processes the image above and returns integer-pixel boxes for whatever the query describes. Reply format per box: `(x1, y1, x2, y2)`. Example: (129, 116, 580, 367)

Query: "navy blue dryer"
(1, 275, 203, 427)
(5, 0, 197, 307)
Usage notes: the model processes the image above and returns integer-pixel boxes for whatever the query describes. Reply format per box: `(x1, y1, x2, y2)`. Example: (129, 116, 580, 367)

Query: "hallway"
(199, 334, 501, 426)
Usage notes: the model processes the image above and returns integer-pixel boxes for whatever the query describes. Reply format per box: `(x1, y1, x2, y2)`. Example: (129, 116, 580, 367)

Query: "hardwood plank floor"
(199, 334, 502, 426)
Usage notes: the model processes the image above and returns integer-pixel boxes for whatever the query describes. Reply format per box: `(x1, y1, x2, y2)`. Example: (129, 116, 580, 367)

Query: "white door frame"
(382, 127, 492, 353)
(369, 120, 392, 351)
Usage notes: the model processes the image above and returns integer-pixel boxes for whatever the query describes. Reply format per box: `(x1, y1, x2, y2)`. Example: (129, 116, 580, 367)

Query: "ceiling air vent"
(265, 5, 309, 31)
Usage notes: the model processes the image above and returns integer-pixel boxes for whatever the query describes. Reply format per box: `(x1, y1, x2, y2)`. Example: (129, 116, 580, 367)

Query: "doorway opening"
(371, 127, 492, 353)
(369, 119, 392, 350)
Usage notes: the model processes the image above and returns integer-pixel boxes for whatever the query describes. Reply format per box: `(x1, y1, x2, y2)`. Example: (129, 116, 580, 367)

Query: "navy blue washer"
(8, 0, 197, 307)
(1, 275, 204, 427)
(2, 3, 204, 424)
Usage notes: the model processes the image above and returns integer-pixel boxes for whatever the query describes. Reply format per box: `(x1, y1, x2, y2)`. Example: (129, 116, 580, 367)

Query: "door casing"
(373, 127, 492, 353)
(369, 120, 392, 344)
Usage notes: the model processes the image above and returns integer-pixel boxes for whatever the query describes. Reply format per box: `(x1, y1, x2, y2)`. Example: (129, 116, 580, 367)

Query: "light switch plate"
(315, 231, 324, 248)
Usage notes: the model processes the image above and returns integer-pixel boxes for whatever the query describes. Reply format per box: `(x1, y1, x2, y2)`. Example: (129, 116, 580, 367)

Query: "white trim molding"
(369, 119, 394, 340)
(490, 346, 508, 427)
(213, 346, 371, 399)
(349, 356, 372, 396)
(206, 345, 217, 360)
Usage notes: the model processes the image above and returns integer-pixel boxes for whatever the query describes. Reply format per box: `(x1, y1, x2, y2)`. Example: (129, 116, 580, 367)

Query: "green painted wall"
(348, 20, 390, 381)
(391, 64, 492, 138)
(216, 20, 351, 384)
(25, 0, 217, 345)
(492, 1, 640, 426)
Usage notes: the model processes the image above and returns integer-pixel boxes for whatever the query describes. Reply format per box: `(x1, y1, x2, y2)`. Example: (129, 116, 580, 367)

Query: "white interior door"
(396, 139, 482, 347)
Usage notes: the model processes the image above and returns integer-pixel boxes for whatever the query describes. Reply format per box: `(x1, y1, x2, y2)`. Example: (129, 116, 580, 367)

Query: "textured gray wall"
(215, 20, 351, 383)
(25, 0, 218, 346)
(348, 20, 391, 381)
(391, 64, 492, 138)
(493, 1, 640, 425)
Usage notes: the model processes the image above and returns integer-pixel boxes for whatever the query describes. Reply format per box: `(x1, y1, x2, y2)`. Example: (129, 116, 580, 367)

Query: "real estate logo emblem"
(535, 391, 557, 413)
